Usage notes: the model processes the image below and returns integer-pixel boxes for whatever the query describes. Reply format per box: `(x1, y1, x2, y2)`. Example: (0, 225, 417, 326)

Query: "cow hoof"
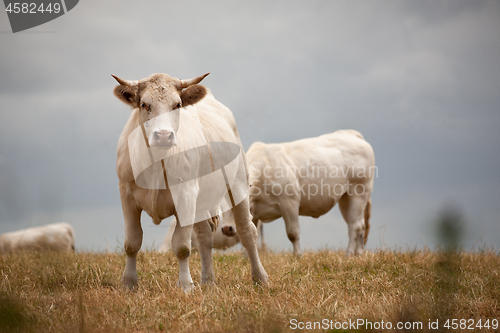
(201, 275, 216, 285)
(178, 280, 195, 293)
(252, 270, 269, 286)
(121, 275, 138, 290)
(183, 285, 195, 294)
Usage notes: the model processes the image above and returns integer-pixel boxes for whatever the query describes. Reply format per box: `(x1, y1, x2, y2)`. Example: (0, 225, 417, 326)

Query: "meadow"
(0, 249, 498, 332)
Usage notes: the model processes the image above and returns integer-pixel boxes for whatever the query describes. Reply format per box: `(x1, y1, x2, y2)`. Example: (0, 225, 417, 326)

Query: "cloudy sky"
(0, 0, 499, 253)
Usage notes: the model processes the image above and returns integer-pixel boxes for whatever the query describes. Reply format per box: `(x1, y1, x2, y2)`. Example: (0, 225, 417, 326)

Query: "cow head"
(112, 72, 209, 149)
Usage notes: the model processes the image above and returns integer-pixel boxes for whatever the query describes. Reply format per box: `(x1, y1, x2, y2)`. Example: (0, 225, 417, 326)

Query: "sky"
(0, 0, 499, 253)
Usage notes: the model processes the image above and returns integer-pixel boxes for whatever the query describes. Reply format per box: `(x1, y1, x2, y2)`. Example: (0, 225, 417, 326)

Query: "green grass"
(0, 249, 498, 332)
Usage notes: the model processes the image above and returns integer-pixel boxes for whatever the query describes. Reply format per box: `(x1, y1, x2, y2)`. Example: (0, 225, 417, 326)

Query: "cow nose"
(154, 129, 173, 139)
(222, 225, 236, 236)
(153, 129, 176, 147)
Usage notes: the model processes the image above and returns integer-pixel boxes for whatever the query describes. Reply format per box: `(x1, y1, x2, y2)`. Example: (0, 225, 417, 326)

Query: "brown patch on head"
(180, 84, 207, 107)
(113, 84, 140, 107)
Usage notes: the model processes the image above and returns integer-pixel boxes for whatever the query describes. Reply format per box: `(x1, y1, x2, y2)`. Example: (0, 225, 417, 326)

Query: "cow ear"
(180, 84, 207, 107)
(111, 75, 140, 107)
(113, 84, 139, 108)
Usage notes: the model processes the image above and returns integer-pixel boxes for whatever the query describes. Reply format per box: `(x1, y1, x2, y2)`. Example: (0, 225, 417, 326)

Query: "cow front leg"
(232, 198, 268, 285)
(120, 188, 143, 289)
(193, 220, 215, 284)
(172, 219, 195, 291)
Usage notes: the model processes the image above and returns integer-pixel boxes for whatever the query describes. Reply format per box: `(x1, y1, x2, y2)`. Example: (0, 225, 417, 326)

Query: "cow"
(221, 130, 375, 256)
(0, 222, 75, 253)
(159, 210, 241, 253)
(159, 210, 265, 252)
(113, 72, 268, 290)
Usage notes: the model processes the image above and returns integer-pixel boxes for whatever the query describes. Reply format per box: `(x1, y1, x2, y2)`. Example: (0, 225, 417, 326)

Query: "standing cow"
(159, 210, 266, 252)
(222, 130, 375, 255)
(0, 222, 75, 253)
(159, 211, 241, 253)
(113, 72, 267, 290)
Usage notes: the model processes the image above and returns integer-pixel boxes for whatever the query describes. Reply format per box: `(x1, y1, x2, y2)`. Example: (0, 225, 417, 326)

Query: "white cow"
(221, 130, 375, 255)
(159, 211, 241, 253)
(113, 72, 267, 290)
(0, 222, 75, 253)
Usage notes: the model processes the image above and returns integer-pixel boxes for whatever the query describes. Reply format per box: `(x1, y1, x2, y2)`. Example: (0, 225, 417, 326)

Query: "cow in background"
(159, 211, 240, 253)
(113, 72, 267, 291)
(159, 210, 266, 252)
(0, 222, 75, 253)
(222, 130, 375, 255)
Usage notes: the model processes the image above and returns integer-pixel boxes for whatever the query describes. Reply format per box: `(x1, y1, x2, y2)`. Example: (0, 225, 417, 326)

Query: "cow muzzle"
(149, 129, 178, 149)
(221, 225, 237, 237)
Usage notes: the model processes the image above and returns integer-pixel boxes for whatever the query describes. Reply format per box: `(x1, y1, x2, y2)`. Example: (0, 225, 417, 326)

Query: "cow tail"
(364, 199, 371, 245)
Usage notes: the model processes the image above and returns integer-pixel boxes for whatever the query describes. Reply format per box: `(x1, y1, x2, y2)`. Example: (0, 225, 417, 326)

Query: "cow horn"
(179, 72, 210, 89)
(111, 74, 138, 86)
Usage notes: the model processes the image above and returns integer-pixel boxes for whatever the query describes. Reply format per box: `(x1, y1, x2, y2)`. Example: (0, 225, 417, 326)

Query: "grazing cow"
(0, 222, 75, 253)
(113, 72, 267, 290)
(222, 130, 375, 255)
(160, 210, 268, 252)
(159, 211, 241, 253)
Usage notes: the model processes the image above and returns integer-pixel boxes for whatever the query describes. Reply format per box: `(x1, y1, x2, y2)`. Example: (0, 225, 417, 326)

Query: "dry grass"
(0, 249, 498, 332)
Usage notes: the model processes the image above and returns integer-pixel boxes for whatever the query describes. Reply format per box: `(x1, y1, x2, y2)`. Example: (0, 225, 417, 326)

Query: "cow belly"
(298, 196, 336, 218)
(132, 187, 176, 222)
(251, 200, 282, 221)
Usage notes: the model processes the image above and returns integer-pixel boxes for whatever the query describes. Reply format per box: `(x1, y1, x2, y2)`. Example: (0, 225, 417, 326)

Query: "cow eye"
(174, 102, 182, 109)
(140, 102, 150, 112)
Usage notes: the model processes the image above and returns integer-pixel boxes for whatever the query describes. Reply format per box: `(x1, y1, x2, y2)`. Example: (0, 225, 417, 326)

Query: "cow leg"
(251, 217, 266, 251)
(258, 220, 267, 251)
(120, 188, 143, 289)
(281, 202, 302, 255)
(232, 198, 268, 285)
(172, 219, 195, 291)
(193, 220, 215, 284)
(339, 194, 368, 256)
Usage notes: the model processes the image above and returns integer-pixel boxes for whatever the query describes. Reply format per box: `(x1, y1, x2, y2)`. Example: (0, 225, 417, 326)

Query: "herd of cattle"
(0, 72, 375, 291)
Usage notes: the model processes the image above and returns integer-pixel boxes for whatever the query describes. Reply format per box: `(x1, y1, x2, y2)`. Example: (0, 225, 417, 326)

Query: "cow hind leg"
(364, 199, 371, 245)
(282, 212, 301, 255)
(232, 198, 268, 285)
(193, 220, 215, 285)
(339, 194, 369, 256)
(172, 220, 195, 292)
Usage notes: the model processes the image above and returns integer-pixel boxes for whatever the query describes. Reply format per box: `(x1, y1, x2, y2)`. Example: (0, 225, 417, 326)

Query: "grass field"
(0, 249, 499, 332)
